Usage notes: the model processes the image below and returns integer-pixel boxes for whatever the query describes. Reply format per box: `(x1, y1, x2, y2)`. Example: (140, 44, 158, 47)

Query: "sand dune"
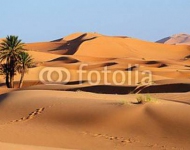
(25, 33, 102, 55)
(0, 90, 190, 150)
(156, 33, 190, 45)
(0, 32, 190, 149)
(1, 33, 189, 90)
(18, 33, 189, 90)
(25, 41, 68, 54)
(74, 36, 190, 59)
(63, 32, 103, 41)
(26, 33, 190, 60)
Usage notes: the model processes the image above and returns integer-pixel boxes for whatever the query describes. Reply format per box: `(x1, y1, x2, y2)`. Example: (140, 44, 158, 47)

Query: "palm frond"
(17, 52, 34, 73)
(0, 35, 25, 63)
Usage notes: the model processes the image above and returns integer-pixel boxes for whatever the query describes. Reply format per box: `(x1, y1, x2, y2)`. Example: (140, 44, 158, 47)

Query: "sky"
(0, 0, 190, 43)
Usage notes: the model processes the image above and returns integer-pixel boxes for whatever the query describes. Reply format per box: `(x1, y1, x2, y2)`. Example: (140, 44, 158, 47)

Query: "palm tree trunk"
(9, 58, 15, 88)
(19, 72, 25, 88)
(10, 72, 14, 88)
(5, 73, 10, 88)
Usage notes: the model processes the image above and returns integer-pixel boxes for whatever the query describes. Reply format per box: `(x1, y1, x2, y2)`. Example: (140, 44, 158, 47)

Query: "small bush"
(135, 94, 157, 104)
(136, 95, 144, 104)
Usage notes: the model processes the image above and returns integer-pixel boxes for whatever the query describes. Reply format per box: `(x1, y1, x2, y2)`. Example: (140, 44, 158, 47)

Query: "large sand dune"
(156, 33, 190, 45)
(0, 32, 190, 149)
(16, 32, 189, 89)
(0, 90, 190, 150)
(25, 33, 190, 59)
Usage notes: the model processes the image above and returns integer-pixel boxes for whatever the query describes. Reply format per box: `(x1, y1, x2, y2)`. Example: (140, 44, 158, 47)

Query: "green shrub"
(135, 94, 157, 104)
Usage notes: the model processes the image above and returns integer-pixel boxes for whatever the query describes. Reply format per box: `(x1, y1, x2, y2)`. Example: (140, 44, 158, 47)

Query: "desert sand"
(0, 32, 190, 150)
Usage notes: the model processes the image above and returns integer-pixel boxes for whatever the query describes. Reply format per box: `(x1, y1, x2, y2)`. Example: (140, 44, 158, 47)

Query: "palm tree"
(0, 64, 11, 88)
(0, 35, 25, 88)
(17, 52, 33, 88)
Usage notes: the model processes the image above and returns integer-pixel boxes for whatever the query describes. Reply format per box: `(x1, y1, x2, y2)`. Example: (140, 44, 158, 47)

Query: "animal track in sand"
(81, 131, 181, 149)
(81, 131, 137, 144)
(0, 107, 45, 128)
(10, 107, 45, 123)
(0, 101, 65, 127)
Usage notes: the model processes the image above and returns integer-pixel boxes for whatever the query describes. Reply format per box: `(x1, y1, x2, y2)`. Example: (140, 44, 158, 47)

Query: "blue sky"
(0, 0, 190, 42)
